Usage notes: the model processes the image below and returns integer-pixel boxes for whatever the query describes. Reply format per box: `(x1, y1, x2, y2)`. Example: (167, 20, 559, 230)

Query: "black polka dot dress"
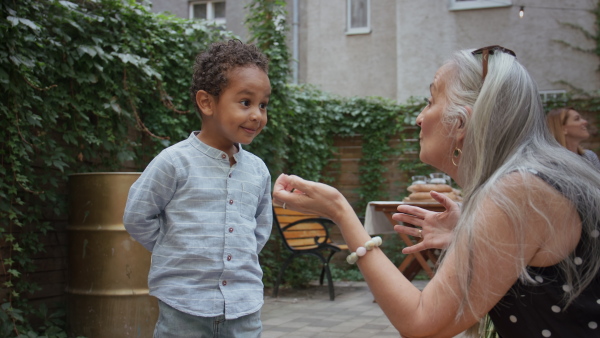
(489, 230, 600, 337)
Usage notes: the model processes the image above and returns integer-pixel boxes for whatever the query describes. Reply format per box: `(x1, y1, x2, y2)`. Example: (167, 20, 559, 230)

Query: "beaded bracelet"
(346, 236, 383, 264)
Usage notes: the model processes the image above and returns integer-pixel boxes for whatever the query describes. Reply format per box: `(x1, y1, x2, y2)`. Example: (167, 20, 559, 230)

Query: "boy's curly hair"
(190, 39, 269, 115)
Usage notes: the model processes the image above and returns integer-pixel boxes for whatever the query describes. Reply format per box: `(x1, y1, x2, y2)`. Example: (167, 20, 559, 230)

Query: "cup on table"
(411, 175, 428, 185)
(429, 173, 447, 184)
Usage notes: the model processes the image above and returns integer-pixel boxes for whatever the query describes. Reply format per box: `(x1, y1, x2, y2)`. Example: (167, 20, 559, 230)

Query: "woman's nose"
(416, 112, 423, 127)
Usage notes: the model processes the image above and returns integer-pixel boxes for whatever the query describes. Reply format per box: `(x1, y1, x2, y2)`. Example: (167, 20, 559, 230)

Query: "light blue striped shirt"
(123, 131, 272, 319)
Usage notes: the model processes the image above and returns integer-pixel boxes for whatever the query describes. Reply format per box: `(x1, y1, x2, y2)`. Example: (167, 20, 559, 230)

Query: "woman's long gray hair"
(440, 49, 600, 321)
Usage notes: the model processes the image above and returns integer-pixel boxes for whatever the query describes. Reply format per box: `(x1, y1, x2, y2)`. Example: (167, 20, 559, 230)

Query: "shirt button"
(221, 154, 226, 159)
(229, 227, 234, 233)
(227, 255, 232, 261)
(229, 199, 233, 205)
(228, 173, 232, 178)
(222, 280, 227, 286)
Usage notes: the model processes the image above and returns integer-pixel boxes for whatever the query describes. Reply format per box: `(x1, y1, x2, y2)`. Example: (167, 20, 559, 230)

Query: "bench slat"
(273, 207, 319, 217)
(272, 205, 348, 301)
(283, 230, 327, 239)
(286, 238, 327, 247)
(276, 215, 320, 226)
(284, 223, 326, 231)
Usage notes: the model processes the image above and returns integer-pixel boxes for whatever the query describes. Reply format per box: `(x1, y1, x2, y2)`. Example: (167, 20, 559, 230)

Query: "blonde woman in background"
(547, 107, 600, 170)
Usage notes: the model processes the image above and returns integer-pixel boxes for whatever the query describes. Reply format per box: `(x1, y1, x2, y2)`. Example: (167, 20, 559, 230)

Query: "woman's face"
(416, 65, 457, 175)
(563, 109, 589, 142)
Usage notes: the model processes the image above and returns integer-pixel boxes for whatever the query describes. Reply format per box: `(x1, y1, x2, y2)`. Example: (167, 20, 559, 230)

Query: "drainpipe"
(292, 0, 299, 84)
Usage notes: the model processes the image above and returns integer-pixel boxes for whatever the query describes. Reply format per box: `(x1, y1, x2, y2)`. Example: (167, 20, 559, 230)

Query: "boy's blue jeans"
(153, 300, 262, 338)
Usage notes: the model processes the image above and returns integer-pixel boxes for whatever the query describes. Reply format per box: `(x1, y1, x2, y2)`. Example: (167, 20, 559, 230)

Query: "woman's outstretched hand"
(392, 191, 461, 254)
(272, 174, 350, 222)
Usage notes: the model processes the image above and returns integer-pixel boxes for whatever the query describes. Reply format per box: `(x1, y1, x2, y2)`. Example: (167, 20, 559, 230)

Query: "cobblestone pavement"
(261, 280, 465, 338)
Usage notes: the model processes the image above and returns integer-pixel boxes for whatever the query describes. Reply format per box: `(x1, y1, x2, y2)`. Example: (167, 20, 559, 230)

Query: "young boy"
(123, 39, 272, 337)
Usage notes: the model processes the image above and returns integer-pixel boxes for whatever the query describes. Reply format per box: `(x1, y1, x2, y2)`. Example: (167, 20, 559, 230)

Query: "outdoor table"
(364, 201, 445, 281)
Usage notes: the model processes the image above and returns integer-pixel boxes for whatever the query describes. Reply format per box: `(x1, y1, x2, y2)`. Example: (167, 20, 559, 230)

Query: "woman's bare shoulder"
(494, 169, 565, 200)
(493, 170, 581, 266)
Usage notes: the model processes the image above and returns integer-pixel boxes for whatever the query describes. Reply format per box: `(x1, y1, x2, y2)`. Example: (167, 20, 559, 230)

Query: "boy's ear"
(196, 90, 215, 116)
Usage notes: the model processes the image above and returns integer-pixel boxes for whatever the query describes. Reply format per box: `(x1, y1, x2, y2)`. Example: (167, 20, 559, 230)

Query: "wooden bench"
(272, 206, 348, 300)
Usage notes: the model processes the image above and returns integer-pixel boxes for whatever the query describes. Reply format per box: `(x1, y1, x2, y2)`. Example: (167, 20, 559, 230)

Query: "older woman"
(546, 107, 600, 170)
(273, 46, 600, 337)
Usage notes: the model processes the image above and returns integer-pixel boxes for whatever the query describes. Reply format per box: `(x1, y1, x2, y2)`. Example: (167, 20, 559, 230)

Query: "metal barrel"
(67, 172, 158, 337)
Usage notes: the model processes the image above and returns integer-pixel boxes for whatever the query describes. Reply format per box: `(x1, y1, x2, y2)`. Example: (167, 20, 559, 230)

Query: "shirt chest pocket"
(239, 182, 262, 221)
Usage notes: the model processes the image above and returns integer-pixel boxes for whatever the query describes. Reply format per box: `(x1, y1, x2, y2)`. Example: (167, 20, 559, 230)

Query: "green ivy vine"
(1, 0, 231, 335)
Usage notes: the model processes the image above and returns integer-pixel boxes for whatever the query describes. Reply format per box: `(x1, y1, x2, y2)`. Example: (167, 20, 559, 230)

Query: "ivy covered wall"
(1, 0, 234, 335)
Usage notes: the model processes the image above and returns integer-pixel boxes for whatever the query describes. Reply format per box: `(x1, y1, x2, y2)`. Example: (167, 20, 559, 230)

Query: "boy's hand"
(273, 174, 347, 222)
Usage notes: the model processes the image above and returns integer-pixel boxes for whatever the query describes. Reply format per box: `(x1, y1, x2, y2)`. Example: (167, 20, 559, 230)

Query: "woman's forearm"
(331, 203, 430, 334)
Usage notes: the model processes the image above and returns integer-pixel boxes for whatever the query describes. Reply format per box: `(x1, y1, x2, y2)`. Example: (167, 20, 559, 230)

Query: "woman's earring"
(452, 148, 462, 167)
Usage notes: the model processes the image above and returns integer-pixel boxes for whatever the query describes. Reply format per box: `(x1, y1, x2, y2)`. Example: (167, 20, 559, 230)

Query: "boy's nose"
(248, 112, 257, 121)
(249, 108, 260, 121)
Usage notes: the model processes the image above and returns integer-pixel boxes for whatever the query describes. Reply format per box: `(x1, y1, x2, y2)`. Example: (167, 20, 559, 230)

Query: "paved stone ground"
(261, 280, 465, 338)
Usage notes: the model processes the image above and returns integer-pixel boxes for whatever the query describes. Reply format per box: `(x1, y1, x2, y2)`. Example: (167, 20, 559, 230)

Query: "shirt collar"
(188, 131, 244, 161)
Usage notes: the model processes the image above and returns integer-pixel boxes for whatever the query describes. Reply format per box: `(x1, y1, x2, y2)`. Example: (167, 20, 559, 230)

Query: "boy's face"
(199, 66, 271, 149)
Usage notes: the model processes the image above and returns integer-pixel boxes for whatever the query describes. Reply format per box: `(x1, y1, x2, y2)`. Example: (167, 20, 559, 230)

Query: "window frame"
(539, 90, 567, 104)
(189, 0, 226, 25)
(448, 0, 512, 11)
(346, 0, 371, 35)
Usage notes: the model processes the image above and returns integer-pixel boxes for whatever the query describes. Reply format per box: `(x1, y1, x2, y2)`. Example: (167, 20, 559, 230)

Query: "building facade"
(149, 0, 600, 103)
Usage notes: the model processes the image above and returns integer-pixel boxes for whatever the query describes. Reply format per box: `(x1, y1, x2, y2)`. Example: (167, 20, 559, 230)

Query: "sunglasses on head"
(471, 45, 517, 82)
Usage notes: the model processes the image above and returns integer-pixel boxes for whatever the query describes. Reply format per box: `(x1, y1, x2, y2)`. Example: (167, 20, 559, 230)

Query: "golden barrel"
(67, 172, 158, 337)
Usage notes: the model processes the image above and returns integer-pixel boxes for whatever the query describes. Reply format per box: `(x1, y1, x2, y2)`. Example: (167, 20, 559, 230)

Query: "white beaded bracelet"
(346, 236, 383, 264)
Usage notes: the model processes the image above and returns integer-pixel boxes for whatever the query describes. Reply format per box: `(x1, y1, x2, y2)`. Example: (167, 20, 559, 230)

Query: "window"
(448, 0, 512, 11)
(189, 1, 226, 25)
(539, 90, 567, 104)
(347, 0, 370, 35)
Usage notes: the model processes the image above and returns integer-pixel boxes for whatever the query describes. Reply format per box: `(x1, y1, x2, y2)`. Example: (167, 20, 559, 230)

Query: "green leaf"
(7, 17, 41, 32)
(58, 0, 79, 10)
(7, 16, 19, 26)
(67, 19, 84, 32)
(109, 98, 122, 114)
(19, 18, 40, 31)
(9, 55, 35, 68)
(0, 67, 9, 85)
(77, 46, 97, 58)
(114, 53, 149, 67)
(52, 160, 68, 172)
(141, 65, 162, 80)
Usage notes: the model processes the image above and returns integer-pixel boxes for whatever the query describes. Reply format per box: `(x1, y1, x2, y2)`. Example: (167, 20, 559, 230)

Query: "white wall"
(150, 0, 188, 19)
(148, 0, 599, 103)
(395, 0, 600, 101)
(149, 0, 252, 40)
(298, 0, 398, 99)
